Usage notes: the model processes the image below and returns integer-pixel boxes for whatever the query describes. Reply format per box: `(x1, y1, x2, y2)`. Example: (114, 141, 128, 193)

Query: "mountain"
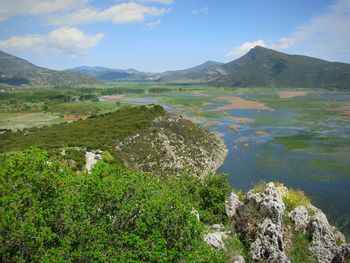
(65, 66, 160, 82)
(164, 61, 223, 74)
(0, 51, 99, 86)
(158, 46, 350, 89)
(159, 61, 225, 82)
(209, 46, 350, 88)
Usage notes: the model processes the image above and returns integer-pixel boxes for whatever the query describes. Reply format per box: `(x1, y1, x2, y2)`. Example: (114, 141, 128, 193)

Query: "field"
(1, 83, 350, 231)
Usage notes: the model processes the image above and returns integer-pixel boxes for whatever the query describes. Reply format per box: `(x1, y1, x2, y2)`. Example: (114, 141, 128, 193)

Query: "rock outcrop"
(225, 192, 243, 219)
(220, 182, 350, 263)
(307, 205, 349, 262)
(204, 232, 226, 250)
(235, 183, 289, 262)
(114, 113, 227, 177)
(288, 206, 309, 231)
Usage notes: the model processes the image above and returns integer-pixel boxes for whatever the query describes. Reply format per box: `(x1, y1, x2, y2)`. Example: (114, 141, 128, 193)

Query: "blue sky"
(0, 0, 350, 72)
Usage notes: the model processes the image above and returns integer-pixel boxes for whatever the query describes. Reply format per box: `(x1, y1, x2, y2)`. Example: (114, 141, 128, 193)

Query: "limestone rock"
(204, 232, 225, 250)
(232, 255, 245, 263)
(333, 226, 347, 245)
(288, 206, 309, 231)
(226, 192, 243, 218)
(250, 218, 290, 263)
(210, 224, 225, 232)
(191, 208, 200, 222)
(247, 184, 285, 224)
(307, 207, 343, 262)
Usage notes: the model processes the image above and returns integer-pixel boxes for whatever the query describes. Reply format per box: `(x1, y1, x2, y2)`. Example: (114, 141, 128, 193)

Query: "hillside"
(160, 60, 226, 82)
(0, 105, 227, 177)
(66, 66, 160, 82)
(0, 51, 99, 86)
(209, 46, 350, 88)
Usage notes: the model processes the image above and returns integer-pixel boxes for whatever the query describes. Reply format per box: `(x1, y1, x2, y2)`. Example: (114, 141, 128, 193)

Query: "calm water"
(123, 92, 350, 232)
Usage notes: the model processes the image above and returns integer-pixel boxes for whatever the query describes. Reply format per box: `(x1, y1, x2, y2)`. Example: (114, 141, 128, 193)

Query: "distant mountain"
(159, 61, 225, 83)
(209, 46, 350, 88)
(158, 47, 350, 89)
(65, 66, 159, 82)
(165, 61, 223, 74)
(0, 51, 99, 86)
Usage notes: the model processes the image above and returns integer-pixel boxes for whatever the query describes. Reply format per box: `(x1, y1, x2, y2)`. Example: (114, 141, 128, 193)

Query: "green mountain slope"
(209, 46, 350, 88)
(160, 61, 225, 83)
(66, 66, 160, 82)
(0, 51, 99, 86)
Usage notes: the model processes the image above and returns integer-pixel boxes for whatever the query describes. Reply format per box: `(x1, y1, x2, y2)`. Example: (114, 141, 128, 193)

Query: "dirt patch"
(336, 104, 350, 119)
(210, 96, 273, 111)
(203, 120, 220, 127)
(64, 115, 88, 120)
(100, 95, 124, 101)
(229, 125, 240, 131)
(255, 131, 268, 136)
(277, 91, 308, 99)
(228, 116, 253, 124)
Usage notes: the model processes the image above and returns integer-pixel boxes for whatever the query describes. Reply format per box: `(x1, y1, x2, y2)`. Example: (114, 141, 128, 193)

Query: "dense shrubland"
(0, 105, 165, 152)
(0, 148, 229, 262)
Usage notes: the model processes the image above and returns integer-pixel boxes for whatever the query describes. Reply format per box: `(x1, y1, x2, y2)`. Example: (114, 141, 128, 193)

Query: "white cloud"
(0, 27, 104, 55)
(192, 6, 208, 15)
(227, 0, 350, 60)
(0, 0, 88, 21)
(49, 2, 169, 25)
(273, 37, 295, 49)
(147, 19, 161, 29)
(135, 0, 173, 4)
(286, 0, 350, 59)
(226, 39, 266, 57)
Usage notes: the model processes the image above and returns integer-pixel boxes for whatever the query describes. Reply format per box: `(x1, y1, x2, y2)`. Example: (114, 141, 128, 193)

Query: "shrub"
(0, 148, 223, 262)
(169, 172, 229, 225)
(101, 150, 114, 163)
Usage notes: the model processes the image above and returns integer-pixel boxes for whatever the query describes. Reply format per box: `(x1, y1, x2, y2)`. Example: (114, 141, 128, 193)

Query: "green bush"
(169, 172, 229, 224)
(102, 150, 114, 163)
(0, 148, 224, 262)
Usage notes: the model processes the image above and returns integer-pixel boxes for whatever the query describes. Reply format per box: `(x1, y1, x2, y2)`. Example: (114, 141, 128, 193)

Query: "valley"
(1, 83, 350, 232)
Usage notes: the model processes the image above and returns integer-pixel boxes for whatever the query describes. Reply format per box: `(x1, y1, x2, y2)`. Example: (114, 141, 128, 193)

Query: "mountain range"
(0, 51, 99, 86)
(1, 47, 350, 88)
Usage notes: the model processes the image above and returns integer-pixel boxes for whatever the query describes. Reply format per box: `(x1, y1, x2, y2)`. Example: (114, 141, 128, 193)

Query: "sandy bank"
(277, 91, 308, 99)
(210, 96, 273, 111)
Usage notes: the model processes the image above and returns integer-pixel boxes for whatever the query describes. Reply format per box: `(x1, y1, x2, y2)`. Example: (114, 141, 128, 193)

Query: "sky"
(0, 0, 350, 72)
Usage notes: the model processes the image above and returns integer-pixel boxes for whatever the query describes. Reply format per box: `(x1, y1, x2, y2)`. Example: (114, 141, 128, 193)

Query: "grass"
(223, 234, 250, 262)
(231, 188, 246, 201)
(0, 112, 65, 130)
(160, 97, 207, 107)
(287, 230, 315, 263)
(252, 180, 267, 193)
(283, 189, 310, 213)
(274, 132, 314, 150)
